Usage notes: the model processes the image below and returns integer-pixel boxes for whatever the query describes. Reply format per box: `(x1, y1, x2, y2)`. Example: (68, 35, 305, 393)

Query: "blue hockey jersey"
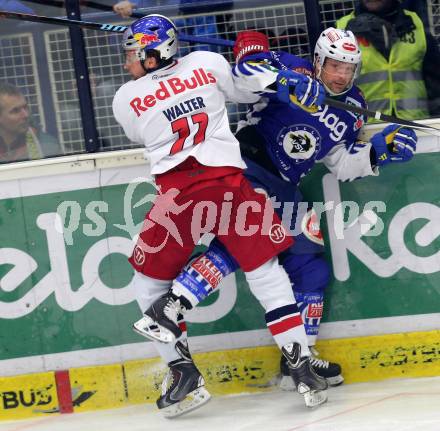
(237, 51, 378, 184)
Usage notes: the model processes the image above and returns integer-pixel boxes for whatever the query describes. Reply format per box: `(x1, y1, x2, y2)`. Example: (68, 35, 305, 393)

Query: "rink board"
(0, 148, 439, 374)
(0, 129, 440, 420)
(0, 329, 439, 419)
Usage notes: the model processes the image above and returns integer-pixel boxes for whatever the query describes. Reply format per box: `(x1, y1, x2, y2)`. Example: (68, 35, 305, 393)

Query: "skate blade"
(161, 387, 211, 419)
(132, 316, 175, 343)
(304, 389, 328, 408)
(247, 374, 280, 389)
(284, 374, 344, 389)
(327, 375, 344, 386)
(279, 375, 296, 391)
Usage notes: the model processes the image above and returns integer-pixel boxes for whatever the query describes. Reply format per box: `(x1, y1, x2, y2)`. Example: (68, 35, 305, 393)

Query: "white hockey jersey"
(112, 50, 278, 175)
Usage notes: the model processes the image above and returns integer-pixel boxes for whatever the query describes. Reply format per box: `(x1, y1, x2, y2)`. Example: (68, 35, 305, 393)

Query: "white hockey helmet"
(314, 27, 362, 95)
(122, 14, 178, 62)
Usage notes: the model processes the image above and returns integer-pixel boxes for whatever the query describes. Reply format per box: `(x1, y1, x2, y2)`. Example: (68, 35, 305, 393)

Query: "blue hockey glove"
(370, 124, 417, 167)
(277, 70, 325, 112)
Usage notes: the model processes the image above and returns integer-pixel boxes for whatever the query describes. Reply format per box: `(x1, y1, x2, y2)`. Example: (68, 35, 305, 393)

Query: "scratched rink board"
(0, 153, 439, 365)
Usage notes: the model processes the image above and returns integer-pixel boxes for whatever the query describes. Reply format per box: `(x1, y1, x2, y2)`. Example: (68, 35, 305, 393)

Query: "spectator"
(0, 0, 34, 13)
(0, 83, 61, 162)
(112, 0, 234, 54)
(336, 0, 440, 120)
(112, 0, 233, 19)
(112, 0, 142, 19)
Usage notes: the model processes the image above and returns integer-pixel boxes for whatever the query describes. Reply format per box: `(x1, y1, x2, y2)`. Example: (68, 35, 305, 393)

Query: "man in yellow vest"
(337, 0, 440, 120)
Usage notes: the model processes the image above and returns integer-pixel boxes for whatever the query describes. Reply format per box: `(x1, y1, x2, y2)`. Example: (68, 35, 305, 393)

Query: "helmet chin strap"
(141, 58, 174, 74)
(140, 49, 173, 74)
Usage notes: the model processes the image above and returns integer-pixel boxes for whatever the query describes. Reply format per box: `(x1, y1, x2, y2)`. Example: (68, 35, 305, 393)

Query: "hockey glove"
(370, 124, 417, 167)
(233, 30, 270, 63)
(277, 70, 325, 112)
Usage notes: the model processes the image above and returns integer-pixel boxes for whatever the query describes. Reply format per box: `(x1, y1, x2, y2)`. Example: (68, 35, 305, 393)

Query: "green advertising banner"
(0, 164, 268, 370)
(0, 152, 439, 372)
(301, 153, 440, 323)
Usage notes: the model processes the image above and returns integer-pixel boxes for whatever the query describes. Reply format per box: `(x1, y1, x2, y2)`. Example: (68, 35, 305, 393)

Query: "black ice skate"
(309, 346, 344, 386)
(133, 291, 190, 343)
(280, 346, 343, 390)
(158, 357, 211, 418)
(281, 342, 328, 408)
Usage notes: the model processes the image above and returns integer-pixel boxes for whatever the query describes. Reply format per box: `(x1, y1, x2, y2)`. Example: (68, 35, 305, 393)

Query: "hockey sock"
(132, 271, 172, 311)
(172, 239, 238, 308)
(294, 291, 324, 346)
(245, 258, 310, 356)
(156, 317, 189, 363)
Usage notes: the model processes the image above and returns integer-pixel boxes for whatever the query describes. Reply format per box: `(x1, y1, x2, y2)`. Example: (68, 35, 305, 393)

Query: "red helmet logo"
(342, 42, 356, 52)
(134, 31, 160, 47)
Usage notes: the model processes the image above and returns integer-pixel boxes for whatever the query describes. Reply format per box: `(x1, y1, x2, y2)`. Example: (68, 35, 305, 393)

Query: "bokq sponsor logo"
(0, 177, 236, 323)
(322, 173, 440, 281)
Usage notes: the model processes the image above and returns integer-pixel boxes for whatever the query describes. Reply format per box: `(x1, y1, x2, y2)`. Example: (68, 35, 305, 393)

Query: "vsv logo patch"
(278, 124, 321, 163)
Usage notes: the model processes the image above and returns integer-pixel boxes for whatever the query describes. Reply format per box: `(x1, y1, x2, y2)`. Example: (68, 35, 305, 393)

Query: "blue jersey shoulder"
(270, 51, 313, 75)
(345, 84, 367, 109)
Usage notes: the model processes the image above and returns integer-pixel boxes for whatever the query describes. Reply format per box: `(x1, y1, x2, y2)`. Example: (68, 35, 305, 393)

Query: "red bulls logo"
(129, 68, 217, 117)
(134, 31, 160, 47)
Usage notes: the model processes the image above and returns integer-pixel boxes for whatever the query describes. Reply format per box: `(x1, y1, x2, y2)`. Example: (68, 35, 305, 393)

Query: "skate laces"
(309, 347, 329, 369)
(163, 295, 181, 324)
(309, 356, 330, 369)
(161, 368, 175, 395)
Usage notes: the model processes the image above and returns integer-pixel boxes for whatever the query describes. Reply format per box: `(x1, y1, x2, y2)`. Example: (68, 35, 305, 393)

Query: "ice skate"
(157, 357, 211, 418)
(280, 345, 343, 390)
(133, 291, 185, 343)
(309, 346, 344, 386)
(281, 342, 328, 408)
